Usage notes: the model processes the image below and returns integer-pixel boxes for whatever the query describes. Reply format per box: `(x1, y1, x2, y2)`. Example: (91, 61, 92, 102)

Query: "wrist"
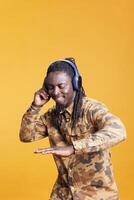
(31, 102, 42, 111)
(70, 145, 75, 154)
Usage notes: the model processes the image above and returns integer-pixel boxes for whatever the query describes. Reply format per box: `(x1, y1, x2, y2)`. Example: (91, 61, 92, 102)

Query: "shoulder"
(82, 97, 109, 124)
(82, 96, 108, 111)
(41, 105, 55, 123)
(44, 105, 55, 117)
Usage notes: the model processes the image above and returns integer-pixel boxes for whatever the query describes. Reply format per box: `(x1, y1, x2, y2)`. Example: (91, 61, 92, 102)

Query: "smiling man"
(19, 58, 126, 200)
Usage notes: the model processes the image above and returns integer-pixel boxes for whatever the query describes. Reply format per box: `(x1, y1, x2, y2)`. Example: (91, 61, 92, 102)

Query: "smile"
(53, 96, 65, 103)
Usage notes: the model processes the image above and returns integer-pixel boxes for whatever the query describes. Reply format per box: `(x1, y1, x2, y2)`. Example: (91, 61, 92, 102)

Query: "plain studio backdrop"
(0, 0, 133, 199)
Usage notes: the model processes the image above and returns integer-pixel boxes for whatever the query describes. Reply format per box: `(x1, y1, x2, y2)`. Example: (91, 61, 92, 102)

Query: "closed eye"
(58, 84, 65, 89)
(47, 83, 66, 90)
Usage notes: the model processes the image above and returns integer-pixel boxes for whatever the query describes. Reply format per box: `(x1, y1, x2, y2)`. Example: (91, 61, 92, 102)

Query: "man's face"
(46, 71, 75, 107)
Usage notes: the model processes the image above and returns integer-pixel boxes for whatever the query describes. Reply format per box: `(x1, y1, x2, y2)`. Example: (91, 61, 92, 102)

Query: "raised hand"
(32, 88, 50, 107)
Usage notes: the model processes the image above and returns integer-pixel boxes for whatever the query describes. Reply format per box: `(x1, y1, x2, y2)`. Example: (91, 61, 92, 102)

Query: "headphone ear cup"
(73, 76, 82, 90)
(72, 76, 80, 90)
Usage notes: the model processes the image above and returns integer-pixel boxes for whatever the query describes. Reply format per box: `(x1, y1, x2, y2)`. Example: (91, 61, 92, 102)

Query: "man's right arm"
(19, 104, 48, 142)
(19, 88, 50, 142)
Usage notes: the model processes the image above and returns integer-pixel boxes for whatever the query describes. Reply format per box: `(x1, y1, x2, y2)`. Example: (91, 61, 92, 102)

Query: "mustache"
(52, 95, 60, 98)
(51, 95, 62, 99)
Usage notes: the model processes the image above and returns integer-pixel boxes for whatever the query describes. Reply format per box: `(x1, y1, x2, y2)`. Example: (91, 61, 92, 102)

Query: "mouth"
(52, 96, 65, 104)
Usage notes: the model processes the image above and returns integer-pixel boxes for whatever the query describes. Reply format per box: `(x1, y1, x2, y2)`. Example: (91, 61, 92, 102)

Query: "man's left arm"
(72, 103, 127, 154)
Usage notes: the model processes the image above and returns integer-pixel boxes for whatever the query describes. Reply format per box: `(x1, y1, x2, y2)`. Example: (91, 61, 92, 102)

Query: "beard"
(55, 103, 66, 114)
(51, 103, 66, 131)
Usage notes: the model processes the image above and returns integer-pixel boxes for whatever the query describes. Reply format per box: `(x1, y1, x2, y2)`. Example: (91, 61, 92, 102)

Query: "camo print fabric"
(19, 97, 126, 200)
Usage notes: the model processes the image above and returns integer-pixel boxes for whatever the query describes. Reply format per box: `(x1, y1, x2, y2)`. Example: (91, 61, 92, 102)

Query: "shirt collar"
(65, 101, 74, 115)
(59, 101, 74, 115)
(59, 93, 76, 115)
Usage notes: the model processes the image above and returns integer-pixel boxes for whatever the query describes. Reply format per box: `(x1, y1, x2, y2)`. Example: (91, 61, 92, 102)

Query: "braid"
(72, 85, 85, 129)
(51, 104, 64, 131)
(44, 57, 86, 130)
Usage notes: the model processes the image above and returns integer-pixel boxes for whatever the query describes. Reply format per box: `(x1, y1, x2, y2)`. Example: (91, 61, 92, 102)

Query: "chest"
(46, 111, 96, 146)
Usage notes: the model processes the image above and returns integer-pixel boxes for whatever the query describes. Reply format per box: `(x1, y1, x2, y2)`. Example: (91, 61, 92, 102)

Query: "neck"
(65, 91, 76, 108)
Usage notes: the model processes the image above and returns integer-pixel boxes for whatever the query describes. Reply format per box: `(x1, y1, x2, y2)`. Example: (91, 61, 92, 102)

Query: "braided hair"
(43, 57, 86, 130)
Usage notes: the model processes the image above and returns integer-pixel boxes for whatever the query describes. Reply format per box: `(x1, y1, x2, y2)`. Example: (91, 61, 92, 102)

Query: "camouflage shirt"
(19, 96, 126, 200)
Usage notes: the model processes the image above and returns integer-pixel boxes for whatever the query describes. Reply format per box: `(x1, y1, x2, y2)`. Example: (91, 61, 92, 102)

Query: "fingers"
(33, 88, 50, 107)
(35, 89, 50, 100)
(34, 147, 55, 155)
(33, 147, 73, 157)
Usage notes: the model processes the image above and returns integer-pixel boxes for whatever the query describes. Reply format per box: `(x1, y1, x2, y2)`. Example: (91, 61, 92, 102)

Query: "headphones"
(44, 59, 81, 91)
(57, 59, 81, 91)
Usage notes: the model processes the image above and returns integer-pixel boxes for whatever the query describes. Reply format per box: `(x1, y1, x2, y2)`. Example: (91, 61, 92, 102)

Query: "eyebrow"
(47, 82, 66, 86)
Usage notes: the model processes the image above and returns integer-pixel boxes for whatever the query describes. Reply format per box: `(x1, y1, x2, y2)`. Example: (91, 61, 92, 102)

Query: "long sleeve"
(19, 105, 48, 142)
(72, 102, 127, 153)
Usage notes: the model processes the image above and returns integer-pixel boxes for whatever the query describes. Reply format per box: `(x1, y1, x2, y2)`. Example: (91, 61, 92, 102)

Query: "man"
(19, 58, 126, 200)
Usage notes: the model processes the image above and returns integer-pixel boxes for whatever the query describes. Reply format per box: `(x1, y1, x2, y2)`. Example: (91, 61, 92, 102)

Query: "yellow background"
(0, 0, 133, 199)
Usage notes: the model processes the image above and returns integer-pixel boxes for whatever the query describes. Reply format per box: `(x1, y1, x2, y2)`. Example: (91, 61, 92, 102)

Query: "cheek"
(63, 90, 72, 96)
(63, 85, 74, 94)
(62, 89, 69, 94)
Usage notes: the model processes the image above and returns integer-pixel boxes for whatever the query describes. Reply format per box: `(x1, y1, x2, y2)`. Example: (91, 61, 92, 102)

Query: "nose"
(53, 86, 60, 96)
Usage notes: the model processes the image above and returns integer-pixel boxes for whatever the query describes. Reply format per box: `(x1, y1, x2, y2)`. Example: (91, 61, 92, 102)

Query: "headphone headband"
(58, 59, 79, 76)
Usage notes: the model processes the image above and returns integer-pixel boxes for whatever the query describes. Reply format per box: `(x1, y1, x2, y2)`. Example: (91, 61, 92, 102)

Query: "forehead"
(46, 71, 72, 84)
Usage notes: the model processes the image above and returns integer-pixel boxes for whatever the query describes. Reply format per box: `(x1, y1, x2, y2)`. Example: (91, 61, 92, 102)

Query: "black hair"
(43, 57, 86, 130)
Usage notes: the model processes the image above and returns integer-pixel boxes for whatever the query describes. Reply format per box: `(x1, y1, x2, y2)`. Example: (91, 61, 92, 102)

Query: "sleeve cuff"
(72, 136, 104, 154)
(27, 103, 41, 114)
(72, 139, 88, 154)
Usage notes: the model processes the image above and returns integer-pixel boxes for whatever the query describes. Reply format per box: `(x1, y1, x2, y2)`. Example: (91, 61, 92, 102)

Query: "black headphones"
(44, 59, 81, 91)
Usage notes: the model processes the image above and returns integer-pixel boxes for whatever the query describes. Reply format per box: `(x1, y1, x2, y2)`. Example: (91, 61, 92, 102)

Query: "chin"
(56, 101, 66, 107)
(54, 98, 66, 105)
(55, 103, 66, 112)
